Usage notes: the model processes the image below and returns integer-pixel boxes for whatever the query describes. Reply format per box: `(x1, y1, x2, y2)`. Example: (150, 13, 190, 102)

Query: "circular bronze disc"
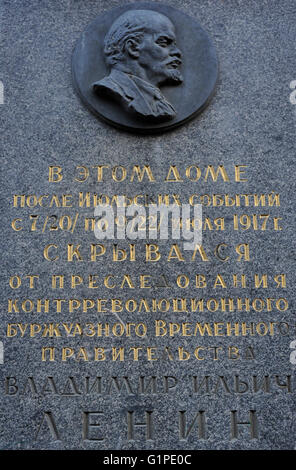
(72, 2, 218, 133)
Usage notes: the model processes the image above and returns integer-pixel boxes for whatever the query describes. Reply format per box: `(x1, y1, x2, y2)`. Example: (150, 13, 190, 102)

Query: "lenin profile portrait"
(93, 9, 183, 122)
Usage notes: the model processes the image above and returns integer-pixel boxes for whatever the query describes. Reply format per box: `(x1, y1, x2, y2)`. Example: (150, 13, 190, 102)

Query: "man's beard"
(164, 68, 183, 85)
(149, 61, 183, 86)
(157, 62, 183, 86)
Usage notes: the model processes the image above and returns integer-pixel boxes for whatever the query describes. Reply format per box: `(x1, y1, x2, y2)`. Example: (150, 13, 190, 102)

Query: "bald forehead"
(138, 11, 174, 30)
(111, 9, 175, 34)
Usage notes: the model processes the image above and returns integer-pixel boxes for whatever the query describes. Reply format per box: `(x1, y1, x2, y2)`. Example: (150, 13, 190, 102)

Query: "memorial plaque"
(72, 3, 218, 132)
(1, 0, 295, 452)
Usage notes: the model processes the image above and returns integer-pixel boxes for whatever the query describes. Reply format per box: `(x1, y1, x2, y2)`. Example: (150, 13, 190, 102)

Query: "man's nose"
(170, 45, 182, 58)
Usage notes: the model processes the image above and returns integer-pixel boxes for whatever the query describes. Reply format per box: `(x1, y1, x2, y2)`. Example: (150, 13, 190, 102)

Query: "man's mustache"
(165, 57, 182, 69)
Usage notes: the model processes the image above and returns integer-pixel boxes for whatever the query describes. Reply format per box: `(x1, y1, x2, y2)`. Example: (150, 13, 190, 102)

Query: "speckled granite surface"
(0, 0, 295, 449)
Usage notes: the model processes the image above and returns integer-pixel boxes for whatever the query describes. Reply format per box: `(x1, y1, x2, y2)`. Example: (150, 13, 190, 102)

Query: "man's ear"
(125, 38, 140, 58)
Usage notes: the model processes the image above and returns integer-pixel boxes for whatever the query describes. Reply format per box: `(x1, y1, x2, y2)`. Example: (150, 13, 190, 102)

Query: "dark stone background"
(0, 0, 295, 449)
